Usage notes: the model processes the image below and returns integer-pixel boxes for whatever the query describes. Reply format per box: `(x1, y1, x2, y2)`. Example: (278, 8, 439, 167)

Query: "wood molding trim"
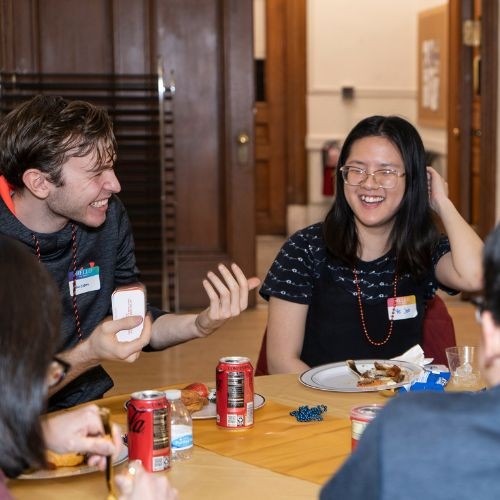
(447, 0, 462, 208)
(479, 0, 498, 237)
(284, 0, 307, 205)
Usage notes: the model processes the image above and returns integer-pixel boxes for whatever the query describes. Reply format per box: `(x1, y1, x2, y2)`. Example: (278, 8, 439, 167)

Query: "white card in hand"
(112, 286, 145, 342)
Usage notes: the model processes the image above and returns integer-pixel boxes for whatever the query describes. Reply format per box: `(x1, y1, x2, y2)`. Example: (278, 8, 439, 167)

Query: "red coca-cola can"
(127, 390, 171, 472)
(216, 356, 254, 430)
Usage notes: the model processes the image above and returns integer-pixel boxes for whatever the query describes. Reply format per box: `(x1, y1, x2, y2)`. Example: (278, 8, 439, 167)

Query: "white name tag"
(68, 266, 101, 296)
(387, 295, 418, 320)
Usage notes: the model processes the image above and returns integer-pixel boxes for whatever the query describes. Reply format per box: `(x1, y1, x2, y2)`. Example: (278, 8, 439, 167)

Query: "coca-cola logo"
(128, 406, 145, 433)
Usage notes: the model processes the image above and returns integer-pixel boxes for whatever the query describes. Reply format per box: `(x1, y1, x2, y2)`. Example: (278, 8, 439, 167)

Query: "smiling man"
(0, 95, 259, 410)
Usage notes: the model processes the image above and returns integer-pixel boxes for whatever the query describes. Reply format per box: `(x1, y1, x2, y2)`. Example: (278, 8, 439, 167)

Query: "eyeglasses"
(46, 356, 71, 388)
(339, 165, 405, 189)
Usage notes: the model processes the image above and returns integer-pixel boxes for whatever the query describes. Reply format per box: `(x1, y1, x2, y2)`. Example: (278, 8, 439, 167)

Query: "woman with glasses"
(260, 115, 483, 374)
(0, 235, 177, 499)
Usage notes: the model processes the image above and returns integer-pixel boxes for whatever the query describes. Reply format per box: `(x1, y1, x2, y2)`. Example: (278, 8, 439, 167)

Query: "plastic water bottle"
(165, 389, 193, 460)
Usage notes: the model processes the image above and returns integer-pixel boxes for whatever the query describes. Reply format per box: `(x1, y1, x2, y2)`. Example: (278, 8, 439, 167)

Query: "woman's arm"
(428, 167, 484, 291)
(266, 296, 310, 374)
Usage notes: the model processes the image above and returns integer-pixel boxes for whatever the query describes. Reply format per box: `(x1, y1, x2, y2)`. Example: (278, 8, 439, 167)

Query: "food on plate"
(45, 450, 85, 468)
(347, 360, 406, 387)
(181, 389, 209, 413)
(183, 382, 209, 398)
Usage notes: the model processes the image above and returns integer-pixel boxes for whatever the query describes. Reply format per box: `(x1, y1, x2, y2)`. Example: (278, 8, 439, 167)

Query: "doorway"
(254, 0, 307, 236)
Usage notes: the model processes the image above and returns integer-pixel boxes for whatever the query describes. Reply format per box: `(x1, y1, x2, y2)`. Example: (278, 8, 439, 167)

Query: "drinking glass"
(445, 346, 484, 391)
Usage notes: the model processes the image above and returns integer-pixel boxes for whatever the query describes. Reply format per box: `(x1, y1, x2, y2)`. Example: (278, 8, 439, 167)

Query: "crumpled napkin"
(391, 344, 429, 366)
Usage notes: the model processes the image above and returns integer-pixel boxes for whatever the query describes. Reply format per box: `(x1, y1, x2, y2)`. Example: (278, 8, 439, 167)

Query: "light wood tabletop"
(9, 373, 391, 500)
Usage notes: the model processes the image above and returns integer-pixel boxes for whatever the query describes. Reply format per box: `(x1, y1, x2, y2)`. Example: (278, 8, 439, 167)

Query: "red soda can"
(216, 356, 254, 429)
(127, 390, 171, 472)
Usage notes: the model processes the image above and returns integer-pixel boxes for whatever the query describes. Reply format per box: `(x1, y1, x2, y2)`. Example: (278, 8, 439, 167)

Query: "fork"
(99, 407, 118, 500)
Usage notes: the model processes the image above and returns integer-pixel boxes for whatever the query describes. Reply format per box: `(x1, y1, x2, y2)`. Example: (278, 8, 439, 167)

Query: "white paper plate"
(19, 446, 128, 480)
(299, 359, 424, 392)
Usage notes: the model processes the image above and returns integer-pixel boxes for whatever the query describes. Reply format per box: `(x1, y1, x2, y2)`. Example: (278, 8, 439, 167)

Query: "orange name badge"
(112, 284, 146, 342)
(387, 295, 418, 320)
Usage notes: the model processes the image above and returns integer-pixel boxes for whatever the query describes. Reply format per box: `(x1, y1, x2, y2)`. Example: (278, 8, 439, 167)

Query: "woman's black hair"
(0, 236, 61, 478)
(323, 115, 440, 278)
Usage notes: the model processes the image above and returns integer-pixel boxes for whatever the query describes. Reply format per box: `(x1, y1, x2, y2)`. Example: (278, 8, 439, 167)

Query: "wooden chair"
(255, 294, 456, 375)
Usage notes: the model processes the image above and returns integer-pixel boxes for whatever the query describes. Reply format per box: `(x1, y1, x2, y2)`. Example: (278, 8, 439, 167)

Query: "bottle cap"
(165, 389, 182, 400)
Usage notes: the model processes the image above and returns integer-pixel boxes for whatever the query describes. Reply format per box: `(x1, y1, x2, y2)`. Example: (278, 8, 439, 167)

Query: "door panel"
(447, 0, 496, 239)
(255, 0, 306, 236)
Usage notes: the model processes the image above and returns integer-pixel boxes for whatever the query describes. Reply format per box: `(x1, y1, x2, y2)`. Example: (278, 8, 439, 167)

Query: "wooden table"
(9, 374, 388, 500)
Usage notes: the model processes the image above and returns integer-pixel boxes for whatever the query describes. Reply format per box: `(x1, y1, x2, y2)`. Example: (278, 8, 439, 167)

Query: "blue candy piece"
(290, 404, 328, 422)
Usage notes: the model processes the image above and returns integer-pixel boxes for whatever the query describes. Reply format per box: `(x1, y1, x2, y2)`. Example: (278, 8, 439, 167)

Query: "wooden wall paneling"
(154, 0, 223, 254)
(0, 0, 39, 72)
(255, 101, 271, 219)
(256, 0, 286, 235)
(223, 0, 256, 272)
(36, 0, 113, 73)
(447, 0, 462, 208)
(255, 0, 306, 234)
(111, 0, 152, 74)
(152, 0, 255, 308)
(458, 0, 473, 220)
(284, 0, 307, 205)
(479, 0, 497, 237)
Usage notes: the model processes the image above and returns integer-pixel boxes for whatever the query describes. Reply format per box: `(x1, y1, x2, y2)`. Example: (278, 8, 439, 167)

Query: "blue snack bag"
(399, 364, 451, 393)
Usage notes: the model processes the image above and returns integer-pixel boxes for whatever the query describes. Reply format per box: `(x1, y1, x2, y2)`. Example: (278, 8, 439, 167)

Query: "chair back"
(422, 294, 456, 365)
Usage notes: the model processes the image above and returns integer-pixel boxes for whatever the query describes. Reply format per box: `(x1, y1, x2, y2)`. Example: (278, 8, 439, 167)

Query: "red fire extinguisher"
(321, 141, 340, 196)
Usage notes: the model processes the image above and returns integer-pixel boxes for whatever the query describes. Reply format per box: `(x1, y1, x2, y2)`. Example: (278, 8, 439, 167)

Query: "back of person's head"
(324, 115, 439, 278)
(483, 224, 500, 324)
(0, 236, 62, 478)
(0, 94, 116, 189)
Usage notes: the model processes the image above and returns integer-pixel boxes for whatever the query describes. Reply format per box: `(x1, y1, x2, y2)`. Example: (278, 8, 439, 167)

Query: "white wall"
(253, 0, 266, 59)
(294, 0, 448, 233)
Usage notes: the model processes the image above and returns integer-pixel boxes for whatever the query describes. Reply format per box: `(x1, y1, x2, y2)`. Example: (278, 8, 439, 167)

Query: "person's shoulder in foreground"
(320, 386, 500, 500)
(322, 221, 500, 500)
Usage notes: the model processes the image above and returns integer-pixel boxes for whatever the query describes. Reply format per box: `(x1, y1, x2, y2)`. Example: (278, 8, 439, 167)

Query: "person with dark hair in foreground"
(0, 95, 259, 411)
(260, 115, 482, 373)
(0, 235, 177, 499)
(321, 223, 500, 500)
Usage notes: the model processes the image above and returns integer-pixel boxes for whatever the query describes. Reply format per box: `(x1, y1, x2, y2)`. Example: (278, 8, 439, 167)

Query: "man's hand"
(195, 263, 261, 336)
(41, 404, 123, 471)
(86, 313, 153, 364)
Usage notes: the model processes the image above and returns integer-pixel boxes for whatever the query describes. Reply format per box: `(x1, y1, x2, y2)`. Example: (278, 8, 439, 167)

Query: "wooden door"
(447, 0, 497, 238)
(255, 0, 307, 235)
(0, 0, 256, 309)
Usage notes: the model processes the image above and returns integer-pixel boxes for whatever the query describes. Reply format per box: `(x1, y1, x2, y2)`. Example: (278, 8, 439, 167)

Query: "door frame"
(448, 0, 497, 238)
(257, 0, 306, 235)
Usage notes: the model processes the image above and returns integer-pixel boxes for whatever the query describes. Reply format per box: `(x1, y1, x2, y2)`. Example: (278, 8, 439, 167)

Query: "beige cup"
(445, 346, 484, 391)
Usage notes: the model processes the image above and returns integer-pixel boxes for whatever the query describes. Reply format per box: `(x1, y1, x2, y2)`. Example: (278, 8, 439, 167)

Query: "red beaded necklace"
(352, 268, 398, 346)
(32, 223, 83, 342)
